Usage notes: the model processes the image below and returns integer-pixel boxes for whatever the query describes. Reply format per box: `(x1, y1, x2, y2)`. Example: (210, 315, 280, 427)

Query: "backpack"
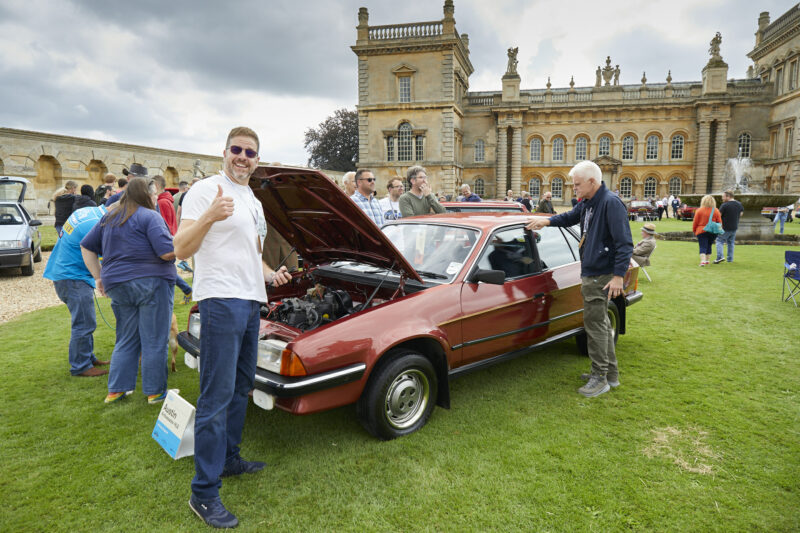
(94, 185, 109, 205)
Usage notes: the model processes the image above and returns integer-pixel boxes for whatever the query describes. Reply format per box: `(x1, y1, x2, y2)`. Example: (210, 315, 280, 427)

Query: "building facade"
(353, 2, 800, 204)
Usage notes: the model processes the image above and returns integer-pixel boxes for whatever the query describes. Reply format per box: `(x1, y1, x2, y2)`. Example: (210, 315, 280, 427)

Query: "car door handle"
(532, 292, 545, 299)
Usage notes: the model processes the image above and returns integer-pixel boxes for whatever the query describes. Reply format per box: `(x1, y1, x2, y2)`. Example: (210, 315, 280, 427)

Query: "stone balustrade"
(368, 21, 443, 40)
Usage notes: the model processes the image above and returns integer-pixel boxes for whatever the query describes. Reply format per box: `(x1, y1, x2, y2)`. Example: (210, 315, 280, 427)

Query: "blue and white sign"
(152, 389, 195, 460)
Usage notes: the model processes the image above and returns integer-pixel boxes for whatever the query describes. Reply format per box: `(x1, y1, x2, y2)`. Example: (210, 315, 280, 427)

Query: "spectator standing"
(379, 177, 404, 221)
(106, 170, 137, 206)
(73, 184, 97, 211)
(692, 194, 722, 266)
(774, 205, 790, 234)
(174, 127, 291, 529)
(351, 169, 384, 226)
(667, 194, 675, 218)
(504, 189, 515, 201)
(520, 191, 533, 211)
(460, 184, 481, 202)
(399, 166, 445, 217)
(535, 191, 556, 214)
(655, 198, 665, 220)
(153, 175, 193, 301)
(52, 180, 79, 236)
(43, 204, 110, 377)
(173, 181, 189, 214)
(714, 191, 744, 264)
(671, 196, 681, 219)
(80, 177, 176, 404)
(342, 171, 356, 197)
(526, 161, 632, 398)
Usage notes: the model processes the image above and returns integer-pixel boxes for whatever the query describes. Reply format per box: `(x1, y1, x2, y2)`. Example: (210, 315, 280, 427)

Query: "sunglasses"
(358, 177, 375, 183)
(229, 145, 258, 159)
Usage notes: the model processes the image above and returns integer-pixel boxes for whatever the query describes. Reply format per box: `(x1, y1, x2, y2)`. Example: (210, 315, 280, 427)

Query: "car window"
(531, 226, 577, 270)
(0, 205, 23, 224)
(382, 223, 479, 282)
(561, 225, 581, 260)
(475, 226, 536, 279)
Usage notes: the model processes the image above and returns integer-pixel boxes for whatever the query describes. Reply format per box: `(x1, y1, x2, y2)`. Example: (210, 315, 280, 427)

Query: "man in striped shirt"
(351, 168, 384, 226)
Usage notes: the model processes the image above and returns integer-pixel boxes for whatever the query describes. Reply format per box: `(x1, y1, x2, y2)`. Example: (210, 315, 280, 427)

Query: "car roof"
(392, 212, 545, 231)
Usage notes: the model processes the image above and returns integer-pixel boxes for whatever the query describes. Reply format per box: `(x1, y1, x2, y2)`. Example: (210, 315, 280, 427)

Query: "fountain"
(682, 153, 798, 241)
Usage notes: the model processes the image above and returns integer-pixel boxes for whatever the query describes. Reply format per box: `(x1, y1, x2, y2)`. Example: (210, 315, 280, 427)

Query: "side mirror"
(469, 269, 506, 285)
(29, 219, 42, 227)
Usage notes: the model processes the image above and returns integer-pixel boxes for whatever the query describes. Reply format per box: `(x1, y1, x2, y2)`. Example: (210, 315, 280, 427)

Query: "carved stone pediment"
(593, 155, 622, 171)
(391, 63, 418, 74)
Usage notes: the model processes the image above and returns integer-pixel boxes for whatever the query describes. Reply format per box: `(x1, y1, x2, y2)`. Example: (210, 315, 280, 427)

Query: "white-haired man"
(342, 171, 356, 197)
(526, 161, 632, 398)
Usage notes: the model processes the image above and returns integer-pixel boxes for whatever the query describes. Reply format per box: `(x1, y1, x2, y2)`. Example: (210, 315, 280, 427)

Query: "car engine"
(264, 284, 355, 331)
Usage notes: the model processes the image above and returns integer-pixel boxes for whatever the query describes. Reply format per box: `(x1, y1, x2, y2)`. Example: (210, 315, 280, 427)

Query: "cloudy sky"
(0, 0, 794, 165)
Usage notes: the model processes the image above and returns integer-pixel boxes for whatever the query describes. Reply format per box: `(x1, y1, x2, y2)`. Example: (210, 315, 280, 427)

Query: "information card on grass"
(152, 389, 195, 459)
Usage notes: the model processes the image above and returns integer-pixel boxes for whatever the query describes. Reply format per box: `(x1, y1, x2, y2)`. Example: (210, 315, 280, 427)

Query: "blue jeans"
(53, 279, 98, 375)
(192, 298, 260, 502)
(697, 232, 716, 255)
(715, 230, 737, 262)
(175, 275, 192, 295)
(106, 277, 174, 395)
(775, 212, 787, 234)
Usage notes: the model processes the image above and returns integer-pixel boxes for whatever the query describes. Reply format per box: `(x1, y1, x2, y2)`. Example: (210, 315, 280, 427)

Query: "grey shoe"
(578, 375, 611, 397)
(581, 373, 620, 388)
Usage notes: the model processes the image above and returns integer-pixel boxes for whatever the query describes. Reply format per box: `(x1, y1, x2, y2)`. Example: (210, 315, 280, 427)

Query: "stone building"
(352, 1, 800, 204)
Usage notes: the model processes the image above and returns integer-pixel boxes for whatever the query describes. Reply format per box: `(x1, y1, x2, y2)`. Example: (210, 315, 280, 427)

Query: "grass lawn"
(1, 230, 798, 532)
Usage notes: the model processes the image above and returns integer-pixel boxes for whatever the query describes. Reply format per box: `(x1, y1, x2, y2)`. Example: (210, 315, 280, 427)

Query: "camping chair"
(783, 250, 800, 307)
(635, 244, 656, 282)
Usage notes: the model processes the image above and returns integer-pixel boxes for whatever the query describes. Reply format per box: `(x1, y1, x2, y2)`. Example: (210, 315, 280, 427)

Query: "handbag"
(703, 207, 724, 234)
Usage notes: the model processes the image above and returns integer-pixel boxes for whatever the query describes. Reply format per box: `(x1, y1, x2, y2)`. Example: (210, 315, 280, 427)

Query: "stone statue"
(506, 47, 519, 75)
(613, 65, 620, 85)
(193, 159, 203, 178)
(709, 32, 722, 61)
(595, 66, 601, 87)
(601, 56, 614, 86)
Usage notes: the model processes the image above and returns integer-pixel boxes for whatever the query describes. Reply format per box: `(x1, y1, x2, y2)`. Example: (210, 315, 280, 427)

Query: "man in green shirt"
(398, 166, 446, 217)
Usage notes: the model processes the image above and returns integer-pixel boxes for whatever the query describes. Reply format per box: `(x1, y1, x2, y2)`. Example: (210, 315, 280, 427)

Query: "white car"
(0, 176, 43, 276)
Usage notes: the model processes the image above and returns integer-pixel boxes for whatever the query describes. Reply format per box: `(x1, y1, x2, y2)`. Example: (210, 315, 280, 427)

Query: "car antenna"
(359, 260, 397, 311)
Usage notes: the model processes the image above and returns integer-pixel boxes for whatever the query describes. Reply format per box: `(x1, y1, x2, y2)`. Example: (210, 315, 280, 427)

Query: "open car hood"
(0, 176, 29, 203)
(250, 166, 421, 282)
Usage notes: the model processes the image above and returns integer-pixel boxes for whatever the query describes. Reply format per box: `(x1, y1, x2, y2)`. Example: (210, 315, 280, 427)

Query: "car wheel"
(33, 247, 42, 263)
(576, 300, 620, 356)
(21, 254, 34, 276)
(357, 350, 437, 440)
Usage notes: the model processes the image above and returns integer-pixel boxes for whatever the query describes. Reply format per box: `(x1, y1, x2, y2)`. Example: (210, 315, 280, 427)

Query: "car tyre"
(576, 300, 620, 356)
(21, 254, 34, 276)
(357, 350, 437, 441)
(33, 247, 42, 263)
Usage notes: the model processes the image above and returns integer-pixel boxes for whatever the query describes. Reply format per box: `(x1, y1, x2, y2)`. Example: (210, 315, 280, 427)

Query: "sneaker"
(221, 456, 266, 478)
(578, 375, 610, 398)
(104, 391, 130, 404)
(177, 260, 193, 273)
(713, 258, 724, 264)
(182, 292, 192, 305)
(147, 392, 167, 405)
(189, 496, 238, 529)
(581, 373, 620, 388)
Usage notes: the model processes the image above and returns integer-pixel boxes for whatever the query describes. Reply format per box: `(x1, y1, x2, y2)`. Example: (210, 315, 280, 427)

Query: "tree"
(304, 108, 358, 172)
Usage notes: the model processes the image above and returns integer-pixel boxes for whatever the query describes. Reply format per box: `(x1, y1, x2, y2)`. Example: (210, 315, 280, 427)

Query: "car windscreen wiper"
(415, 270, 448, 280)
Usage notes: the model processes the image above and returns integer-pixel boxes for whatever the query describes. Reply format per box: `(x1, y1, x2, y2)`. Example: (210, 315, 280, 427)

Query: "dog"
(169, 313, 179, 372)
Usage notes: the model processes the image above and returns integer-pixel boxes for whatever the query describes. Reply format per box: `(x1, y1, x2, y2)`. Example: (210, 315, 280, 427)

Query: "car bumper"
(0, 248, 30, 268)
(254, 363, 366, 398)
(626, 290, 643, 306)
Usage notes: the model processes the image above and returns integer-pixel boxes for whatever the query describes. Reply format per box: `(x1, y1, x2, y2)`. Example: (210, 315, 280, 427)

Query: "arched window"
(398, 123, 413, 161)
(528, 177, 541, 197)
(622, 136, 635, 160)
(551, 177, 563, 199)
(669, 176, 682, 196)
(575, 137, 588, 161)
(475, 139, 485, 162)
(737, 133, 751, 158)
(671, 134, 684, 159)
(552, 138, 564, 161)
(620, 176, 633, 198)
(598, 135, 611, 156)
(474, 178, 485, 196)
(530, 138, 542, 161)
(646, 135, 659, 160)
(644, 176, 657, 198)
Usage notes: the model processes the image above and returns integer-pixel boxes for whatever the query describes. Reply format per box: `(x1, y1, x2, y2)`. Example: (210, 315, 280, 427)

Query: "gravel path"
(0, 251, 64, 323)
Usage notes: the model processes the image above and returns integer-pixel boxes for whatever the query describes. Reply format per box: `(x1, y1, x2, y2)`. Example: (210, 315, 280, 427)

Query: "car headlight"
(0, 240, 23, 249)
(188, 313, 201, 339)
(257, 339, 288, 373)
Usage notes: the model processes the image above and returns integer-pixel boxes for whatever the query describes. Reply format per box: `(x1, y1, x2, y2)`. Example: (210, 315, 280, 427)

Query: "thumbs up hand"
(207, 184, 234, 222)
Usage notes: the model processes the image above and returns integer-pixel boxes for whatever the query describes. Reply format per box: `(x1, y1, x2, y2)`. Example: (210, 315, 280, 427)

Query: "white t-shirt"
(181, 172, 268, 303)
(379, 196, 403, 221)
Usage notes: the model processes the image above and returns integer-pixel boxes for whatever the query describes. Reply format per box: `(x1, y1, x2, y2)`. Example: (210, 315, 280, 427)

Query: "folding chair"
(636, 244, 656, 282)
(782, 250, 800, 307)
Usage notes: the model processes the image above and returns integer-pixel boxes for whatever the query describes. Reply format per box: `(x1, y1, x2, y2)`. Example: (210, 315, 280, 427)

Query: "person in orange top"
(692, 194, 722, 266)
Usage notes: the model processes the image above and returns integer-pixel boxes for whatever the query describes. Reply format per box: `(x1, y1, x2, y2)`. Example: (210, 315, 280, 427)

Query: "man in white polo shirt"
(174, 126, 291, 529)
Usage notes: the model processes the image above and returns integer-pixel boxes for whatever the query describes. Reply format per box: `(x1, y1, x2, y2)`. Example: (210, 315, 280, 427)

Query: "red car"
(441, 201, 529, 213)
(677, 204, 698, 220)
(627, 200, 657, 221)
(178, 167, 642, 440)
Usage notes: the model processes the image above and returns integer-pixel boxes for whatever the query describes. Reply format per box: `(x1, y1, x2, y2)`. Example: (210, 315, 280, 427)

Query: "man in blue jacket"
(526, 161, 633, 397)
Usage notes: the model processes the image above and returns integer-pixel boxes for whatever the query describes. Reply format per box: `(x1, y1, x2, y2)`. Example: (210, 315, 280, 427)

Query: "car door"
(458, 225, 554, 365)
